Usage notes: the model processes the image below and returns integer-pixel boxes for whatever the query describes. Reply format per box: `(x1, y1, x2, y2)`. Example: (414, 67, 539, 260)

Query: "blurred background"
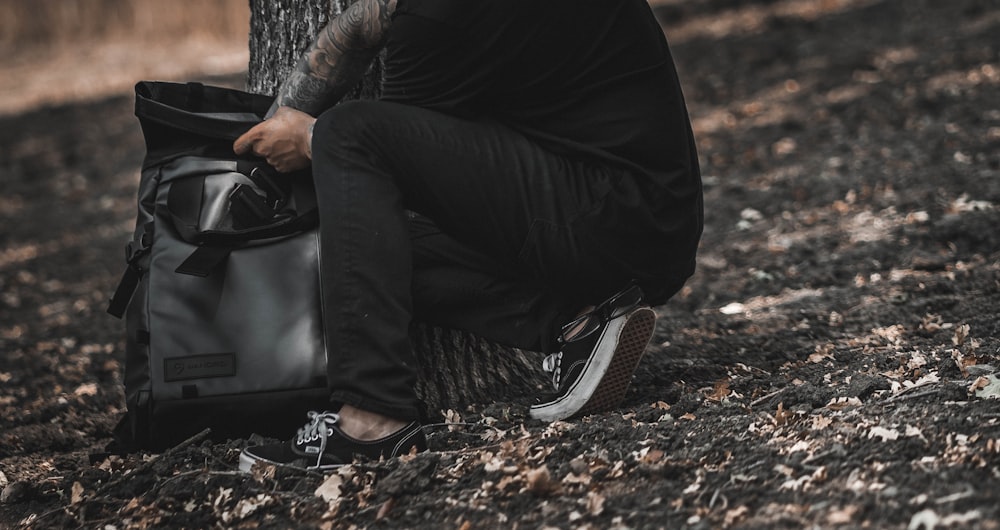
(0, 0, 250, 116)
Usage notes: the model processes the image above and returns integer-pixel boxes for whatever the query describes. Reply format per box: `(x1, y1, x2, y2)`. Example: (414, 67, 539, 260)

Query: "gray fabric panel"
(148, 177, 327, 401)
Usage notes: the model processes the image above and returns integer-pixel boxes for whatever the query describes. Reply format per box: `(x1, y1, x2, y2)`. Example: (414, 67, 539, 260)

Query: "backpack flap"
(134, 81, 271, 167)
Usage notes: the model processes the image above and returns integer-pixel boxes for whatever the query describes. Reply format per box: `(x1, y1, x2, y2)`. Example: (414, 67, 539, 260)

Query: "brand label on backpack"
(163, 353, 236, 381)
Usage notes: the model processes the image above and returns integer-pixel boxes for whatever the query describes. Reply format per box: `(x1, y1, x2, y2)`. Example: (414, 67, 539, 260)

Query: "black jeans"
(312, 100, 683, 421)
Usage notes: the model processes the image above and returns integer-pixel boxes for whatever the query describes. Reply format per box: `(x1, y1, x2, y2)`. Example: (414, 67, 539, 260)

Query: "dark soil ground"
(2, 0, 1000, 528)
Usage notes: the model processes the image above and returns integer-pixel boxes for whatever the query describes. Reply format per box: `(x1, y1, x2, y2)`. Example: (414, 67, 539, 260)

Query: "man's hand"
(234, 106, 316, 173)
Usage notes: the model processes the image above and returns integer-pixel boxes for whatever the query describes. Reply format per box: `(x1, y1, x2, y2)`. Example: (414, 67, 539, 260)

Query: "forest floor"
(2, 0, 1000, 528)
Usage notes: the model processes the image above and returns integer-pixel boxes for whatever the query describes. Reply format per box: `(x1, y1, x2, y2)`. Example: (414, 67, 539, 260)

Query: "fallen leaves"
(951, 324, 970, 347)
(315, 469, 348, 503)
(778, 466, 827, 492)
(811, 416, 833, 430)
(524, 466, 558, 496)
(773, 402, 796, 426)
(908, 508, 983, 530)
(70, 481, 84, 504)
(868, 426, 901, 442)
(224, 494, 273, 524)
(584, 490, 606, 516)
(444, 409, 464, 432)
(824, 396, 861, 411)
(704, 378, 733, 401)
(719, 302, 745, 315)
(871, 325, 907, 345)
(73, 383, 98, 396)
(724, 505, 750, 526)
(970, 375, 1000, 400)
(827, 504, 860, 525)
(809, 343, 836, 364)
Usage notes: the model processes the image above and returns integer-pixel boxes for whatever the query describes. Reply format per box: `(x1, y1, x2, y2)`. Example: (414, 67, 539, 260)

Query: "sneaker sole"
(529, 307, 656, 421)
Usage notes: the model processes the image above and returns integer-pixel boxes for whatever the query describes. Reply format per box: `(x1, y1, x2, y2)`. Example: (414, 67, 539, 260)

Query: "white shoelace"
(295, 411, 341, 468)
(542, 352, 563, 390)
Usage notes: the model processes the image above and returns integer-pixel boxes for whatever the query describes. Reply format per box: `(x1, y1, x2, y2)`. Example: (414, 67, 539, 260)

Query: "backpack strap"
(107, 222, 154, 318)
(174, 245, 236, 278)
(172, 207, 319, 277)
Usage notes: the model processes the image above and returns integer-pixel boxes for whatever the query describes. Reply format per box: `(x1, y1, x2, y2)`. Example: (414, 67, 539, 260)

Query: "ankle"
(337, 405, 409, 441)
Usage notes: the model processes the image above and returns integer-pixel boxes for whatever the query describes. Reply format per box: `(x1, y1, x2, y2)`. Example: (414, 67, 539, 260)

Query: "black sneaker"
(529, 285, 656, 422)
(238, 411, 427, 473)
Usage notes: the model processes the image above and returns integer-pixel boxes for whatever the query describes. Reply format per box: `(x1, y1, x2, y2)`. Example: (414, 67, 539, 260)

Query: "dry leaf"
(481, 427, 506, 444)
(73, 383, 98, 396)
(720, 302, 745, 315)
(869, 426, 901, 441)
(444, 409, 463, 432)
(682, 481, 701, 495)
(640, 448, 666, 464)
(525, 466, 557, 496)
(907, 371, 940, 388)
(907, 352, 928, 371)
(774, 464, 795, 477)
(562, 472, 591, 486)
(586, 491, 606, 516)
(213, 487, 233, 510)
(920, 314, 944, 332)
(969, 376, 989, 392)
(809, 343, 835, 363)
(725, 506, 750, 526)
(249, 460, 276, 482)
(608, 460, 626, 479)
(812, 416, 833, 430)
(315, 472, 345, 503)
(680, 413, 697, 421)
(788, 440, 811, 453)
(481, 452, 503, 473)
(827, 504, 859, 524)
(826, 397, 862, 410)
(774, 403, 794, 426)
(224, 494, 273, 524)
(652, 401, 671, 410)
(973, 375, 1000, 399)
(706, 378, 732, 401)
(70, 481, 84, 504)
(376, 498, 395, 520)
(953, 324, 970, 346)
(779, 475, 811, 491)
(909, 508, 983, 529)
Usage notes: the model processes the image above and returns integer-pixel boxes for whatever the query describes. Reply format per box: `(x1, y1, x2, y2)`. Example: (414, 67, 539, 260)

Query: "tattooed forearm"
(274, 0, 396, 115)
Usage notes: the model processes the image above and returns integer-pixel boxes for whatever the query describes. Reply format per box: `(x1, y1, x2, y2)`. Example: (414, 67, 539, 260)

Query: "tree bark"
(246, 0, 545, 417)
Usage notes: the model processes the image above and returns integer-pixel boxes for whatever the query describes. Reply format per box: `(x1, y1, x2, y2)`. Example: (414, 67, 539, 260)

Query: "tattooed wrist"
(276, 71, 333, 115)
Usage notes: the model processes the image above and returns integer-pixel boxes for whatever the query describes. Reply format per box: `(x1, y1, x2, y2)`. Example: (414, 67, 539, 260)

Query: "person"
(234, 0, 702, 472)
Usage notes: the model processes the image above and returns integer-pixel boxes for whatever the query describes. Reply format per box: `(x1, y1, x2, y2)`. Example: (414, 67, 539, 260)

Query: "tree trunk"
(246, 0, 545, 418)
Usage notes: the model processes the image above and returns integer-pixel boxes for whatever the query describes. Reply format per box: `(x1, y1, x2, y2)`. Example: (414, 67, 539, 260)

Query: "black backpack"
(107, 81, 329, 451)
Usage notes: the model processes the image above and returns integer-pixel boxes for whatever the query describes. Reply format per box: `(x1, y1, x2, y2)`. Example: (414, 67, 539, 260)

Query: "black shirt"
(382, 0, 700, 189)
(381, 0, 703, 293)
